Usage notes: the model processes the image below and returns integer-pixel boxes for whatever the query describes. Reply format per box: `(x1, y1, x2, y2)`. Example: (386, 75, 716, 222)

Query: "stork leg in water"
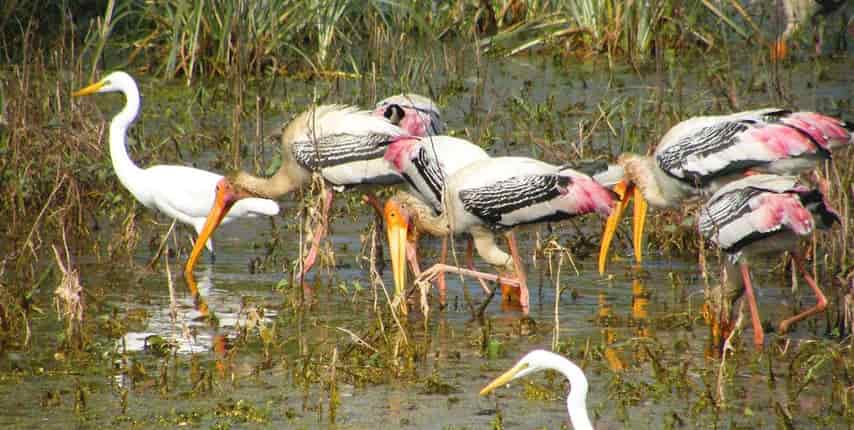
(300, 189, 334, 285)
(500, 232, 529, 310)
(779, 253, 827, 334)
(739, 262, 765, 349)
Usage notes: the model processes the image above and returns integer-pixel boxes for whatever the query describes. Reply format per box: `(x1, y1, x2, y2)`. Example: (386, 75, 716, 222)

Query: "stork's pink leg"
(301, 189, 334, 283)
(437, 236, 448, 307)
(778, 253, 827, 333)
(465, 237, 475, 269)
(417, 264, 517, 291)
(406, 240, 421, 276)
(740, 263, 765, 349)
(505, 232, 530, 314)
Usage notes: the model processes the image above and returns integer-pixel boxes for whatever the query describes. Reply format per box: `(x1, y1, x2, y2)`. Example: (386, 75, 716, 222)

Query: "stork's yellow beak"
(72, 80, 106, 97)
(384, 200, 409, 296)
(598, 180, 648, 275)
(632, 185, 647, 265)
(598, 180, 632, 275)
(480, 362, 528, 396)
(184, 181, 235, 278)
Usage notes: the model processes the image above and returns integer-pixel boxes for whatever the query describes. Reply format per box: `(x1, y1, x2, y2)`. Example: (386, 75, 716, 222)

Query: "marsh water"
(2, 50, 853, 429)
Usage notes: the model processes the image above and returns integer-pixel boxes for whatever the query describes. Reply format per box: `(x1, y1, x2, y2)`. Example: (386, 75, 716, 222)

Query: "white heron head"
(481, 349, 593, 429)
(72, 71, 137, 96)
(480, 349, 570, 395)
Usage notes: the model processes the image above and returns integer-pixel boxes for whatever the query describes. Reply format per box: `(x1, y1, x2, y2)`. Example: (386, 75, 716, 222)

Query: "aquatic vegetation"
(0, 1, 851, 428)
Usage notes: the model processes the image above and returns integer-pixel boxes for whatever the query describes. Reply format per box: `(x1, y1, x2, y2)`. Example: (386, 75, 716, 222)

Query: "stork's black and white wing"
(697, 174, 831, 260)
(290, 105, 409, 187)
(655, 109, 835, 188)
(453, 157, 615, 230)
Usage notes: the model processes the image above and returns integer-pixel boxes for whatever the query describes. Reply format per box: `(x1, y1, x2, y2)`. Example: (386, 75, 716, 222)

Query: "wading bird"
(598, 108, 852, 274)
(698, 174, 839, 348)
(385, 157, 615, 313)
(480, 349, 593, 430)
(374, 93, 444, 137)
(382, 134, 490, 305)
(766, 0, 853, 60)
(185, 104, 410, 280)
(73, 71, 280, 263)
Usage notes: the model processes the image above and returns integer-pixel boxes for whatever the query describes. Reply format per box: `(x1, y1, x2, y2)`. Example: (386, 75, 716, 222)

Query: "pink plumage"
(783, 112, 852, 149)
(384, 137, 419, 171)
(751, 193, 813, 235)
(562, 174, 616, 217)
(746, 124, 816, 157)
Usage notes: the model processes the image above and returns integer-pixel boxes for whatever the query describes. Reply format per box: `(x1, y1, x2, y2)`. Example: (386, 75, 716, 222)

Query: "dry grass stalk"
(52, 228, 84, 348)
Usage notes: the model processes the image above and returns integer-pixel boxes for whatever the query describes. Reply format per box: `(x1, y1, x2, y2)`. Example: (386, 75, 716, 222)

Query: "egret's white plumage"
(480, 349, 593, 430)
(73, 71, 279, 255)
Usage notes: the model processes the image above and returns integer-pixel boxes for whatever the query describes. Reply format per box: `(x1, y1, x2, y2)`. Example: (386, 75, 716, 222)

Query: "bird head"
(598, 154, 648, 275)
(480, 350, 562, 395)
(184, 177, 242, 277)
(384, 194, 417, 296)
(72, 71, 135, 96)
(382, 103, 406, 125)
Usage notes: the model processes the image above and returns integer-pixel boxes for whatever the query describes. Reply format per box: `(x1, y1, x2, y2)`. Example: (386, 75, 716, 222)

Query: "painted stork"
(185, 104, 411, 280)
(383, 135, 490, 304)
(480, 349, 593, 430)
(374, 93, 444, 137)
(698, 174, 839, 347)
(598, 108, 852, 274)
(72, 71, 280, 263)
(766, 0, 853, 60)
(385, 157, 616, 313)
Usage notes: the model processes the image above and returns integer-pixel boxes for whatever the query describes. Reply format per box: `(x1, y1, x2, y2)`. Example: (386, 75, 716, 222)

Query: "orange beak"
(598, 180, 647, 275)
(384, 199, 409, 297)
(184, 179, 237, 278)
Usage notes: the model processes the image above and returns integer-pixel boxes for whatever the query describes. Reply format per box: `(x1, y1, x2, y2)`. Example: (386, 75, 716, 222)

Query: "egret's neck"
(554, 356, 593, 430)
(109, 84, 146, 200)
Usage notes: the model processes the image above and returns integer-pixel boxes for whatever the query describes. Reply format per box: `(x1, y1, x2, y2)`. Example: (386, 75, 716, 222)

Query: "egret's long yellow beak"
(184, 185, 234, 278)
(479, 362, 528, 396)
(384, 200, 409, 296)
(72, 80, 106, 97)
(598, 180, 648, 275)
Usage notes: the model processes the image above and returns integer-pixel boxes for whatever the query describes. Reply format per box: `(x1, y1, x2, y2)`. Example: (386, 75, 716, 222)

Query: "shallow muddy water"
(2, 50, 853, 429)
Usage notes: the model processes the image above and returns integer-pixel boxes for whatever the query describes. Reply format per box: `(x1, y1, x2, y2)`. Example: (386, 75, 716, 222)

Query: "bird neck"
(109, 83, 146, 200)
(233, 165, 307, 200)
(553, 356, 593, 430)
(620, 154, 679, 208)
(398, 192, 451, 237)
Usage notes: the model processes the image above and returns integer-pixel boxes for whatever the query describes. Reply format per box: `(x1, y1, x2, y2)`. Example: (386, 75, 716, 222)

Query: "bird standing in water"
(185, 104, 410, 281)
(598, 108, 852, 274)
(698, 174, 839, 348)
(385, 157, 615, 313)
(73, 71, 280, 266)
(382, 134, 490, 305)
